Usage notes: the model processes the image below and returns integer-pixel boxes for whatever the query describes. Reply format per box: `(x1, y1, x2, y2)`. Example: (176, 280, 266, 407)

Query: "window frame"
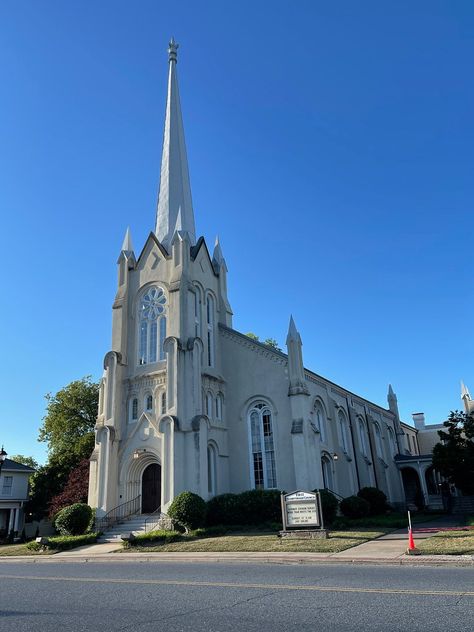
(247, 401, 277, 490)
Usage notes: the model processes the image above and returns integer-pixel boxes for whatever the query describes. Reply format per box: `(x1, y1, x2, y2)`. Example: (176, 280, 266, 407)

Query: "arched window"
(206, 392, 213, 419)
(206, 294, 215, 367)
(207, 443, 217, 496)
(374, 423, 384, 458)
(338, 410, 349, 454)
(215, 394, 223, 421)
(387, 426, 397, 457)
(130, 397, 138, 422)
(358, 418, 368, 456)
(248, 402, 277, 489)
(161, 392, 166, 415)
(321, 454, 334, 490)
(138, 286, 167, 365)
(145, 395, 153, 411)
(194, 286, 201, 338)
(314, 402, 326, 443)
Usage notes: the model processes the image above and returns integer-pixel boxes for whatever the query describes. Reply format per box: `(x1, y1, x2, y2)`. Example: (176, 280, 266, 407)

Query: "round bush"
(168, 491, 206, 529)
(54, 503, 92, 536)
(357, 487, 388, 515)
(340, 495, 370, 519)
(313, 489, 339, 525)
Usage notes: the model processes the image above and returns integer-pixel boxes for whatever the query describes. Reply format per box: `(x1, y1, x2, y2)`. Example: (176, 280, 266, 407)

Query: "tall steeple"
(155, 38, 196, 251)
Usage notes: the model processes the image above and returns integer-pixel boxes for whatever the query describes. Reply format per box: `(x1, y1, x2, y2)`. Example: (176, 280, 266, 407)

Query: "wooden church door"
(142, 463, 161, 513)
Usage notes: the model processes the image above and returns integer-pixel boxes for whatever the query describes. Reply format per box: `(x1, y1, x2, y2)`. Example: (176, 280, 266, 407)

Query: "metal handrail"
(144, 505, 162, 533)
(96, 494, 141, 533)
(324, 488, 345, 502)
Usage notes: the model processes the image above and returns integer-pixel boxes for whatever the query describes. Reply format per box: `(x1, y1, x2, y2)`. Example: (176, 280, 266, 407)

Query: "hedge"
(357, 487, 388, 515)
(340, 495, 370, 519)
(206, 490, 281, 526)
(313, 489, 339, 525)
(26, 533, 99, 552)
(131, 530, 182, 545)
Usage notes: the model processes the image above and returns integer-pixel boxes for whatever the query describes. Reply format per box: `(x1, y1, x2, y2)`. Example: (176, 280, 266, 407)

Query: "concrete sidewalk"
(1, 516, 472, 566)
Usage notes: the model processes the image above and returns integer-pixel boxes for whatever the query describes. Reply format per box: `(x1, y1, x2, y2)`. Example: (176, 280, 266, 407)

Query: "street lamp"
(0, 446, 7, 475)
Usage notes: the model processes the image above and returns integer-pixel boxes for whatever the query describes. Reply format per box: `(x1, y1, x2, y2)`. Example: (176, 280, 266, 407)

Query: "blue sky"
(1, 1, 473, 464)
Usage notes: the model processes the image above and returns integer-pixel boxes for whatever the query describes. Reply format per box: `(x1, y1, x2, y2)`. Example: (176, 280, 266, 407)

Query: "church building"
(88, 40, 436, 519)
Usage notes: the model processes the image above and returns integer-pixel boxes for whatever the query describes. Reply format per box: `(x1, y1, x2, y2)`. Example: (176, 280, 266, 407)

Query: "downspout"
(345, 397, 361, 492)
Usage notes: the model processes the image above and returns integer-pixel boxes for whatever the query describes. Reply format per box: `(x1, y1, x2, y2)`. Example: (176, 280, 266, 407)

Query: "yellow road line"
(0, 575, 473, 597)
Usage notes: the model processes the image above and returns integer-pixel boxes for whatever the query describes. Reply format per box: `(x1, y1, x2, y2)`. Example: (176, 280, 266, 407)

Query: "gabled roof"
(2, 458, 36, 473)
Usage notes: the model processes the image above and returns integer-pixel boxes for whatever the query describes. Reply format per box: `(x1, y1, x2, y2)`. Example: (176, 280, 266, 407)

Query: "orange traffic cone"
(406, 528, 420, 555)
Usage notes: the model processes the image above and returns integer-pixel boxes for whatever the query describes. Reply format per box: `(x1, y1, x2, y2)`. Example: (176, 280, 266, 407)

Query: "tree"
(245, 332, 282, 351)
(432, 410, 474, 495)
(39, 376, 99, 468)
(9, 455, 39, 469)
(28, 376, 99, 518)
(48, 458, 91, 518)
(263, 338, 282, 352)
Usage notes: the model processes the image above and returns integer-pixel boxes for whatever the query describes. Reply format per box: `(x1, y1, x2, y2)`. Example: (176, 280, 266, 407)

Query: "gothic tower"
(89, 40, 232, 516)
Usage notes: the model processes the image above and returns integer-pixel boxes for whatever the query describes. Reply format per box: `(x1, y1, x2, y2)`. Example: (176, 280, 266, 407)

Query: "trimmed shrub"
(313, 489, 339, 525)
(357, 487, 388, 516)
(237, 489, 281, 525)
(26, 533, 98, 552)
(206, 493, 242, 526)
(340, 495, 370, 519)
(206, 490, 281, 526)
(54, 503, 92, 536)
(132, 530, 181, 545)
(168, 492, 207, 529)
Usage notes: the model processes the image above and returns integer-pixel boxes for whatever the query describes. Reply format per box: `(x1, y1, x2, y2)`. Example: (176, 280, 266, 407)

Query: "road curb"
(1, 553, 473, 567)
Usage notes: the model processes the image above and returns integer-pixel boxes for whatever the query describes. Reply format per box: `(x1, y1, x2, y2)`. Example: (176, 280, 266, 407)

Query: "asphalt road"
(0, 561, 472, 632)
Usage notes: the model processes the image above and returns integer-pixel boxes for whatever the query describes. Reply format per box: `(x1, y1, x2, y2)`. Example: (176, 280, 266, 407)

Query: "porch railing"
(144, 506, 162, 533)
(95, 495, 141, 533)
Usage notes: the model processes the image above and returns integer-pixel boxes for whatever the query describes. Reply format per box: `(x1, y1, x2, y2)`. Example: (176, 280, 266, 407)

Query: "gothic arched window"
(314, 402, 327, 444)
(138, 286, 167, 365)
(338, 410, 350, 454)
(321, 453, 334, 490)
(215, 394, 223, 421)
(194, 286, 202, 339)
(206, 294, 215, 367)
(358, 418, 368, 456)
(207, 443, 217, 496)
(374, 423, 384, 458)
(130, 397, 138, 422)
(206, 392, 213, 419)
(145, 395, 153, 411)
(248, 401, 277, 489)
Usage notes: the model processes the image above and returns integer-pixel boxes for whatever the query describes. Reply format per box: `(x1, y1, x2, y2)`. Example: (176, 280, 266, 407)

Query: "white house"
(0, 459, 35, 537)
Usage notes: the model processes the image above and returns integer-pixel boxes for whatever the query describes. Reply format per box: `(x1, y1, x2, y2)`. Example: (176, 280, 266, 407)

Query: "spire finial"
(168, 37, 178, 63)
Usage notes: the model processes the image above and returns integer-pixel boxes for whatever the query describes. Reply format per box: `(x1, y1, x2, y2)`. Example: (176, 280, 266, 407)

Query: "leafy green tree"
(245, 332, 260, 341)
(432, 410, 474, 495)
(28, 376, 99, 518)
(263, 338, 282, 351)
(9, 455, 39, 469)
(39, 376, 99, 468)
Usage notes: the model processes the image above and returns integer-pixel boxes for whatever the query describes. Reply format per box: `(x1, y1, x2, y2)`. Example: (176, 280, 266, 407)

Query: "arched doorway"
(142, 463, 161, 513)
(401, 467, 423, 509)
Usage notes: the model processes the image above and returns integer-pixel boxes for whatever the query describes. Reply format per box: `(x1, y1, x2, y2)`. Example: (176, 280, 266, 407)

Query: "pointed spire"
(286, 315, 308, 396)
(388, 384, 396, 399)
(121, 227, 134, 254)
(155, 38, 196, 252)
(212, 235, 226, 271)
(461, 380, 471, 400)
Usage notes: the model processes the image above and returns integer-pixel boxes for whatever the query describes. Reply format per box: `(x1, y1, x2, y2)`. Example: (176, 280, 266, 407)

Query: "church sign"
(281, 490, 323, 530)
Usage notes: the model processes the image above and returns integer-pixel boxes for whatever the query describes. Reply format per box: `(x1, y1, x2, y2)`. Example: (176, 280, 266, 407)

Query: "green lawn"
(0, 544, 53, 556)
(416, 531, 474, 555)
(124, 529, 388, 554)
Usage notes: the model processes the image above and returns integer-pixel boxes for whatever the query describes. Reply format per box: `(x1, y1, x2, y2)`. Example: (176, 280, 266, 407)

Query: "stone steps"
(97, 513, 172, 543)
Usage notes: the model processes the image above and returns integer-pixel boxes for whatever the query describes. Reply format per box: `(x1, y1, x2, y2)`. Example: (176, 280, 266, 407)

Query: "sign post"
(280, 490, 328, 539)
